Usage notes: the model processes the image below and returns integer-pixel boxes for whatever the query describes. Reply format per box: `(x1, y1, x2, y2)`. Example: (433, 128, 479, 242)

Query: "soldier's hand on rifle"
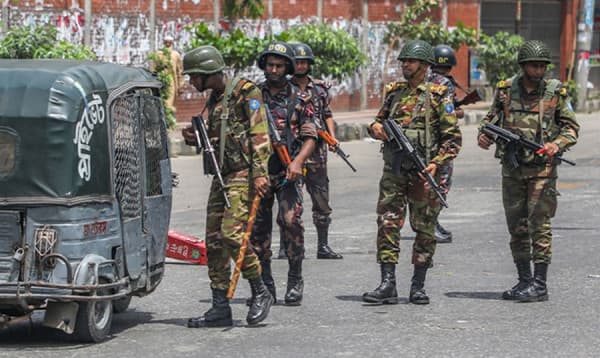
(328, 137, 340, 152)
(542, 142, 560, 157)
(370, 122, 389, 141)
(420, 163, 438, 188)
(253, 176, 269, 198)
(181, 125, 197, 146)
(478, 133, 494, 150)
(286, 159, 304, 182)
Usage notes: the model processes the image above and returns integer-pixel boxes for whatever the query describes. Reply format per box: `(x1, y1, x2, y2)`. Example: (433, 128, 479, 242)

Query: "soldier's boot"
(409, 266, 430, 305)
(187, 288, 233, 328)
(316, 227, 343, 259)
(284, 260, 304, 306)
(246, 277, 274, 325)
(246, 260, 277, 306)
(277, 232, 287, 259)
(516, 263, 549, 303)
(502, 260, 532, 300)
(362, 263, 399, 304)
(434, 221, 453, 243)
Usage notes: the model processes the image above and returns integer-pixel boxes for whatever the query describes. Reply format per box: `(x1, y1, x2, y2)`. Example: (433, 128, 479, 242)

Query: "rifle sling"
(219, 76, 243, 169)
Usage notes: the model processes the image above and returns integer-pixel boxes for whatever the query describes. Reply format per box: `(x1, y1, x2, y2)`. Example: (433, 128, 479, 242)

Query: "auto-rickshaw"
(0, 60, 172, 342)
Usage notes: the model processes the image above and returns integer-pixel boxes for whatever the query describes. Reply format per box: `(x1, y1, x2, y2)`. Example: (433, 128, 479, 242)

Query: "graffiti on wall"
(8, 7, 396, 98)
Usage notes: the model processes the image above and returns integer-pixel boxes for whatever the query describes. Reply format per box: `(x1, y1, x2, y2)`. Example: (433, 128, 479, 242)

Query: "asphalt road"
(1, 114, 599, 357)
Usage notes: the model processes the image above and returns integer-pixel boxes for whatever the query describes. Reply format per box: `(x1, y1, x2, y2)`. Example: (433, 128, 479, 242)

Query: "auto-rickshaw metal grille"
(112, 95, 142, 220)
(141, 96, 168, 196)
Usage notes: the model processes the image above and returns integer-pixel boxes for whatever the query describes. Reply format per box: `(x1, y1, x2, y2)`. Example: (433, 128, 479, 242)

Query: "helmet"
(433, 44, 456, 67)
(397, 40, 435, 65)
(517, 40, 551, 64)
(183, 45, 225, 75)
(257, 41, 296, 75)
(292, 42, 315, 64)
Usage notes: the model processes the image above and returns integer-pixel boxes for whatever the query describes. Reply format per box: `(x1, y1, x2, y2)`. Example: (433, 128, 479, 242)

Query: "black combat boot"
(409, 266, 430, 305)
(187, 288, 233, 328)
(246, 277, 274, 325)
(284, 260, 304, 306)
(517, 263, 549, 302)
(316, 227, 343, 259)
(246, 260, 277, 306)
(362, 263, 399, 304)
(502, 260, 532, 300)
(434, 221, 453, 243)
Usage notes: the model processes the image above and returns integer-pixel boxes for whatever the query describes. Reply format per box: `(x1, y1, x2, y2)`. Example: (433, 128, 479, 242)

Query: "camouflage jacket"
(205, 77, 271, 178)
(479, 74, 579, 167)
(291, 76, 332, 164)
(370, 80, 462, 168)
(259, 81, 317, 159)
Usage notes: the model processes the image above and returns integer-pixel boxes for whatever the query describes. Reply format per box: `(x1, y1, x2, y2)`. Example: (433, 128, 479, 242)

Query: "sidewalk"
(168, 103, 490, 157)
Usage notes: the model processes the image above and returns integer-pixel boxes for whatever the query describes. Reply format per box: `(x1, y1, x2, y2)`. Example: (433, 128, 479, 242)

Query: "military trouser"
(251, 172, 305, 264)
(206, 172, 261, 290)
(502, 164, 558, 264)
(302, 162, 332, 229)
(439, 161, 454, 196)
(376, 169, 442, 267)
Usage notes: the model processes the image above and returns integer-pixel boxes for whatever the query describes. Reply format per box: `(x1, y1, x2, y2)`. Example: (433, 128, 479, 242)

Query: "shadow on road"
(445, 291, 503, 300)
(335, 295, 410, 304)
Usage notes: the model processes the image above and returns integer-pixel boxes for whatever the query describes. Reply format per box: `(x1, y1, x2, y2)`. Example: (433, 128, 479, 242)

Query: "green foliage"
(187, 22, 367, 80)
(476, 32, 524, 86)
(283, 24, 367, 79)
(563, 79, 579, 110)
(188, 22, 264, 71)
(0, 25, 95, 60)
(385, 0, 477, 51)
(148, 48, 177, 129)
(224, 0, 264, 19)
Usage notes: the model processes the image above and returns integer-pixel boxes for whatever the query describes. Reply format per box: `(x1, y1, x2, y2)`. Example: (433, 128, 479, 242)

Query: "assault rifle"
(192, 115, 231, 208)
(382, 119, 449, 208)
(264, 104, 292, 167)
(481, 123, 576, 168)
(315, 120, 357, 172)
(454, 88, 483, 108)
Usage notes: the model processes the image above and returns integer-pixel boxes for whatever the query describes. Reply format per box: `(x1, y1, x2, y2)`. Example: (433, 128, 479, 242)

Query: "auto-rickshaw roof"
(0, 60, 162, 205)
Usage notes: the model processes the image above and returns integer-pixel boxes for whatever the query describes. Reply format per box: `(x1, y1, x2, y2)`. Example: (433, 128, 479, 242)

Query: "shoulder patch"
(242, 82, 254, 91)
(559, 87, 568, 96)
(429, 84, 447, 95)
(384, 81, 406, 96)
(497, 79, 512, 89)
(314, 79, 332, 90)
(248, 99, 260, 111)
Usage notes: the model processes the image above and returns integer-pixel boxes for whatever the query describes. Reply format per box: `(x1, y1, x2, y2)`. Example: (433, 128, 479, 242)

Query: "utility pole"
(214, 0, 220, 28)
(317, 0, 323, 23)
(150, 0, 156, 51)
(84, 0, 92, 47)
(515, 0, 521, 34)
(575, 0, 596, 111)
(360, 0, 368, 110)
(1, 0, 9, 35)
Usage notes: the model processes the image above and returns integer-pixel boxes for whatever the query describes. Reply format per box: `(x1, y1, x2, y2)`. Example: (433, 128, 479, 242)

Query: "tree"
(0, 25, 95, 60)
(224, 0, 264, 19)
(475, 32, 524, 86)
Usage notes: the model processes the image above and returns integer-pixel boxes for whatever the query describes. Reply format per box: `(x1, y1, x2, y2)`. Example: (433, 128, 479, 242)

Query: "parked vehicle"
(0, 60, 173, 342)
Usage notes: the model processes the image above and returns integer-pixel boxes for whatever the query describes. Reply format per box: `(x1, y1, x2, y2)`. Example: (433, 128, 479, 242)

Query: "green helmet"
(257, 41, 296, 75)
(397, 40, 435, 65)
(183, 45, 225, 75)
(518, 40, 551, 64)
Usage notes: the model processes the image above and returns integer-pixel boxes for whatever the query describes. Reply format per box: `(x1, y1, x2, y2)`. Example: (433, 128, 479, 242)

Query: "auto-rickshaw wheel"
(74, 279, 113, 342)
(113, 295, 132, 313)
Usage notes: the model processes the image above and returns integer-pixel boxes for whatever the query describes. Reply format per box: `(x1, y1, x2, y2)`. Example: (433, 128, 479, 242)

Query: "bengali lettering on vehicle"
(73, 94, 105, 181)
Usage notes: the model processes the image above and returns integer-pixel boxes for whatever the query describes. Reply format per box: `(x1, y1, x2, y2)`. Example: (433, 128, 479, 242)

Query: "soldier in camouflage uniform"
(180, 45, 274, 327)
(250, 41, 317, 306)
(289, 42, 343, 260)
(428, 44, 463, 243)
(362, 40, 462, 305)
(478, 40, 579, 302)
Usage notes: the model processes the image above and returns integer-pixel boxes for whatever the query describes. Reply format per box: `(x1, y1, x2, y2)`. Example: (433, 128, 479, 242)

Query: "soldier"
(428, 44, 463, 244)
(287, 42, 343, 260)
(180, 45, 274, 327)
(477, 40, 579, 302)
(362, 40, 461, 305)
(250, 41, 317, 306)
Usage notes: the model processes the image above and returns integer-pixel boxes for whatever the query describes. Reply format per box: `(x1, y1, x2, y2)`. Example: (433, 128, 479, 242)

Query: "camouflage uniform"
(479, 75, 579, 264)
(250, 81, 317, 265)
(204, 78, 271, 290)
(291, 76, 333, 237)
(370, 80, 462, 267)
